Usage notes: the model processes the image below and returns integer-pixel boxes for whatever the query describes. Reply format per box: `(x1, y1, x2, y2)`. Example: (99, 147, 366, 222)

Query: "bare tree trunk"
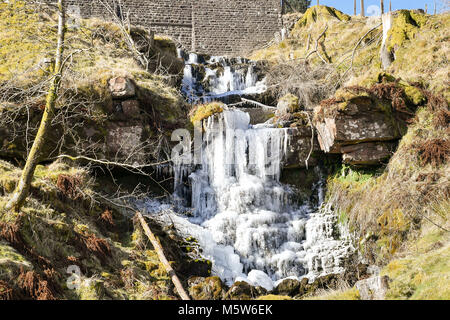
(135, 211, 190, 300)
(5, 0, 66, 212)
(390, 0, 392, 12)
(381, 0, 385, 14)
(425, 4, 428, 13)
(361, 0, 365, 16)
(354, 0, 357, 15)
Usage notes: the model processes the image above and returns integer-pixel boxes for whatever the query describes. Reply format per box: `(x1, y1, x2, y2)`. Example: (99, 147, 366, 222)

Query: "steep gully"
(139, 51, 354, 291)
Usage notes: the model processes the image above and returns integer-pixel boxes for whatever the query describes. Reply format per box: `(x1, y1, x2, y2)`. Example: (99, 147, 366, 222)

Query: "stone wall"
(49, 0, 282, 56)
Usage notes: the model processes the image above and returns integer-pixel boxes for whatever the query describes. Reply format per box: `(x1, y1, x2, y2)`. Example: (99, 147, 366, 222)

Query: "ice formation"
(178, 50, 266, 104)
(144, 53, 354, 291)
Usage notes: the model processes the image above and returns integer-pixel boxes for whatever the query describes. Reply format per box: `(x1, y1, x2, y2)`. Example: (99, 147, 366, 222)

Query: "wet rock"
(294, 275, 342, 298)
(224, 281, 267, 300)
(283, 126, 321, 168)
(109, 77, 136, 99)
(188, 276, 226, 300)
(355, 275, 390, 300)
(341, 142, 396, 165)
(180, 259, 212, 278)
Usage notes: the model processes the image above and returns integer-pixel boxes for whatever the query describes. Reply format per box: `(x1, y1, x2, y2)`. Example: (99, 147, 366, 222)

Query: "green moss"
(386, 10, 428, 52)
(77, 279, 105, 300)
(190, 276, 224, 300)
(0, 0, 55, 84)
(382, 244, 450, 300)
(403, 85, 426, 106)
(0, 241, 28, 264)
(296, 5, 351, 28)
(190, 102, 225, 123)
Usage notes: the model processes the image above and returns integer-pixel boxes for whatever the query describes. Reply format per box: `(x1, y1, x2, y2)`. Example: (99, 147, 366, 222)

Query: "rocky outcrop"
(342, 142, 396, 165)
(314, 96, 402, 153)
(313, 92, 405, 165)
(0, 76, 186, 165)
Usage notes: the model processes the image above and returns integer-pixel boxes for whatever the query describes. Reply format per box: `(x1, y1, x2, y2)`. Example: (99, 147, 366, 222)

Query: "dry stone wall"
(53, 0, 283, 56)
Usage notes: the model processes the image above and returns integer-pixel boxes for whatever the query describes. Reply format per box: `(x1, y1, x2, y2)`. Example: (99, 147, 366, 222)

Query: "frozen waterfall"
(178, 50, 267, 104)
(164, 109, 354, 290)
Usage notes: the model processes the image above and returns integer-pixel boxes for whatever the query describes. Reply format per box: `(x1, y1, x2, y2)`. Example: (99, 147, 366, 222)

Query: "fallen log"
(135, 211, 190, 300)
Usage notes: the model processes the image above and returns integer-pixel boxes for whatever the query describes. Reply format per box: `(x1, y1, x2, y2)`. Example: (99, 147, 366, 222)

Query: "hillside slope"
(250, 6, 449, 300)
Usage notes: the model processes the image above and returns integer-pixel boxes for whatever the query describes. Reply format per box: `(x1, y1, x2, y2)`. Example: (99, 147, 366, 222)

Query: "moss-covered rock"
(273, 278, 303, 296)
(189, 102, 225, 123)
(188, 276, 226, 300)
(224, 281, 267, 300)
(295, 5, 351, 28)
(386, 10, 428, 53)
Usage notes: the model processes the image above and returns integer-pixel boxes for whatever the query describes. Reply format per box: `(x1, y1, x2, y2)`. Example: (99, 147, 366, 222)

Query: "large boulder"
(312, 90, 411, 166)
(314, 96, 402, 154)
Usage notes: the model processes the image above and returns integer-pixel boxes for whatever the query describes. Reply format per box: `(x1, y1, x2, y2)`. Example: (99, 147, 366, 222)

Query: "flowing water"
(143, 53, 354, 290)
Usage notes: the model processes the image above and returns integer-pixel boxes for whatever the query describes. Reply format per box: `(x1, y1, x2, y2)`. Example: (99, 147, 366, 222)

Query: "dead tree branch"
(304, 25, 329, 64)
(135, 211, 190, 300)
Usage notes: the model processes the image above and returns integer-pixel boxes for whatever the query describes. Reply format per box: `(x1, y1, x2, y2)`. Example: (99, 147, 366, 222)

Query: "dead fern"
(18, 269, 56, 300)
(346, 83, 415, 119)
(320, 97, 341, 107)
(420, 89, 450, 129)
(75, 232, 112, 264)
(56, 174, 82, 200)
(0, 280, 13, 300)
(98, 209, 115, 230)
(417, 138, 450, 167)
